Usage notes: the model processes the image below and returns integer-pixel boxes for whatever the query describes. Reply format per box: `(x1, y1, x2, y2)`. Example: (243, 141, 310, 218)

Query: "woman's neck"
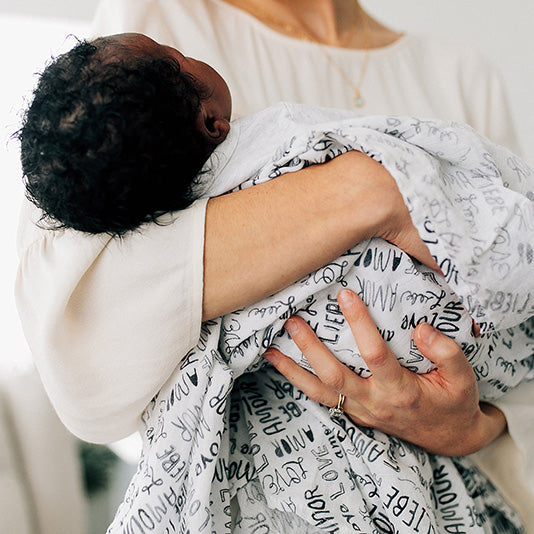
(223, 0, 401, 48)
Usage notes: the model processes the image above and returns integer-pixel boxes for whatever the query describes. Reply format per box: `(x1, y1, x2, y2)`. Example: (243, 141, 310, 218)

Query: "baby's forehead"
(119, 32, 159, 49)
(94, 33, 163, 60)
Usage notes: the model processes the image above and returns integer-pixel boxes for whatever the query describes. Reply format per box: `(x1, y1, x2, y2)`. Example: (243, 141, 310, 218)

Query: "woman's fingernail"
(418, 323, 437, 344)
(285, 318, 298, 336)
(338, 289, 355, 306)
(472, 320, 481, 337)
(263, 349, 278, 364)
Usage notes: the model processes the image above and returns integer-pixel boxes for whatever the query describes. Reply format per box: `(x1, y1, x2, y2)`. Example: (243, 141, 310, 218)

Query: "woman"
(15, 0, 532, 529)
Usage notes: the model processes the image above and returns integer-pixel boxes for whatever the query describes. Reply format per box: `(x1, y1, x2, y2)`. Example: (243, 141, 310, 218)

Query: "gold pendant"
(353, 91, 364, 108)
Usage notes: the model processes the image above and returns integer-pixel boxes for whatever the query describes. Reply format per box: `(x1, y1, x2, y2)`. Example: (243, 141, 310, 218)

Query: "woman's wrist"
(463, 403, 507, 455)
(478, 402, 508, 445)
(336, 151, 440, 270)
(332, 151, 396, 239)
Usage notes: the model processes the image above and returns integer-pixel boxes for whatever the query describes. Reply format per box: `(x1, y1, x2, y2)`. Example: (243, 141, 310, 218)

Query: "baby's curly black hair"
(19, 37, 213, 235)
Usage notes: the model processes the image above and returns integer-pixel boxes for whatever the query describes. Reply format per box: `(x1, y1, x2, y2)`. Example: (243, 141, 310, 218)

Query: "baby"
(20, 34, 534, 534)
(19, 32, 232, 235)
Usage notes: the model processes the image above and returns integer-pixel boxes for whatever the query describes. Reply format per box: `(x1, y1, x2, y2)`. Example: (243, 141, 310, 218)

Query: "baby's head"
(19, 33, 232, 235)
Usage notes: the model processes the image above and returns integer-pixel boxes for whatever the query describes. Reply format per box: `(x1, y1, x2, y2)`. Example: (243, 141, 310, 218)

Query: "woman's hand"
(335, 151, 440, 272)
(263, 289, 507, 456)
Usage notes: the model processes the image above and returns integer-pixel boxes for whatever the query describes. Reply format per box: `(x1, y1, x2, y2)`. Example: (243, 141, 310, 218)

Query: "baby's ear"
(196, 109, 230, 146)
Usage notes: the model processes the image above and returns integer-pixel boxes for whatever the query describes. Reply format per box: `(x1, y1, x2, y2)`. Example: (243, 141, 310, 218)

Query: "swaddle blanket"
(108, 103, 534, 533)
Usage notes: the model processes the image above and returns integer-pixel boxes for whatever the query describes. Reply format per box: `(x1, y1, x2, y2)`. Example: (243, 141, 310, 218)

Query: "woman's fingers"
(281, 289, 410, 399)
(388, 224, 442, 273)
(337, 289, 404, 386)
(413, 322, 475, 387)
(284, 315, 365, 395)
(263, 348, 340, 408)
(263, 347, 369, 426)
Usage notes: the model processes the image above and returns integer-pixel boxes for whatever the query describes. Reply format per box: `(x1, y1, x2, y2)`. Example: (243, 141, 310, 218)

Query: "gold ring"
(328, 394, 345, 418)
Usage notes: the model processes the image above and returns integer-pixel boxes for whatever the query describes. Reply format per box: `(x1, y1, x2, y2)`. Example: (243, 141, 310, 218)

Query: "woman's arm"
(264, 289, 507, 456)
(203, 150, 438, 319)
(14, 149, 439, 443)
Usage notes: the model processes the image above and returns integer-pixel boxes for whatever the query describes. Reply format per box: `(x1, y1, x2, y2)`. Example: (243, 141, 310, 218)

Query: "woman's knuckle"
(372, 406, 394, 425)
(451, 382, 473, 404)
(305, 388, 322, 403)
(321, 370, 345, 392)
(295, 336, 312, 353)
(397, 389, 420, 410)
(365, 348, 388, 368)
(437, 339, 463, 362)
(274, 359, 293, 378)
(343, 302, 364, 323)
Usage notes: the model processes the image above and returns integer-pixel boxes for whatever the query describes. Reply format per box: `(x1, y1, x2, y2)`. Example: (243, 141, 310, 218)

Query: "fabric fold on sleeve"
(15, 197, 208, 443)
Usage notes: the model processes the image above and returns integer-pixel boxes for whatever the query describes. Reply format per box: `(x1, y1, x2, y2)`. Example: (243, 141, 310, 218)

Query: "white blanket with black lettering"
(108, 103, 534, 533)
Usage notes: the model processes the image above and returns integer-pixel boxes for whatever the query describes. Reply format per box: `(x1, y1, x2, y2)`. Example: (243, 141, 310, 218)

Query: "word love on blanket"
(109, 104, 533, 533)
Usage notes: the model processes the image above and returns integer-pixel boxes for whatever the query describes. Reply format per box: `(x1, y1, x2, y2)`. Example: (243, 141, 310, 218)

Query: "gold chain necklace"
(313, 20, 371, 108)
(224, 1, 371, 108)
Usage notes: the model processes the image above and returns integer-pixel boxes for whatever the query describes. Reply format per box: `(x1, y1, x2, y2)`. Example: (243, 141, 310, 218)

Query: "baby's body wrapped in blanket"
(108, 103, 534, 533)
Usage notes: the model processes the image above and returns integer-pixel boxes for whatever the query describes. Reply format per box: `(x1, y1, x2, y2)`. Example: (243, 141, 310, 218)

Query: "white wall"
(0, 0, 98, 22)
(1, 1, 533, 375)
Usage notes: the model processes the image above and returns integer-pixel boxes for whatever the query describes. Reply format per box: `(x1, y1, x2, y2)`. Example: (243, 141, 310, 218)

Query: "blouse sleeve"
(15, 198, 207, 443)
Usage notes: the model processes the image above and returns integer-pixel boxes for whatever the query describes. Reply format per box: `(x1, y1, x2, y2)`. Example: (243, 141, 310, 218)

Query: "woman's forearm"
(203, 150, 419, 320)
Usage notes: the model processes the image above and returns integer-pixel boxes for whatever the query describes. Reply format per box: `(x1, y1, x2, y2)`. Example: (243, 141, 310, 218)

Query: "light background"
(1, 0, 534, 376)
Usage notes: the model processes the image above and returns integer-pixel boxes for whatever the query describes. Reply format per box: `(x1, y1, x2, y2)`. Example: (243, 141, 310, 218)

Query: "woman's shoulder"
(16, 198, 108, 258)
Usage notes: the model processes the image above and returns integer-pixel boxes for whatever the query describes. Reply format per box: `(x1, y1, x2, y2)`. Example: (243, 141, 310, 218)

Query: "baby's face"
(112, 33, 232, 121)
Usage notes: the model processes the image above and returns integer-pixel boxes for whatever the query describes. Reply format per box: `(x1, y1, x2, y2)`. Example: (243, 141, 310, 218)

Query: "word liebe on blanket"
(108, 104, 534, 534)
